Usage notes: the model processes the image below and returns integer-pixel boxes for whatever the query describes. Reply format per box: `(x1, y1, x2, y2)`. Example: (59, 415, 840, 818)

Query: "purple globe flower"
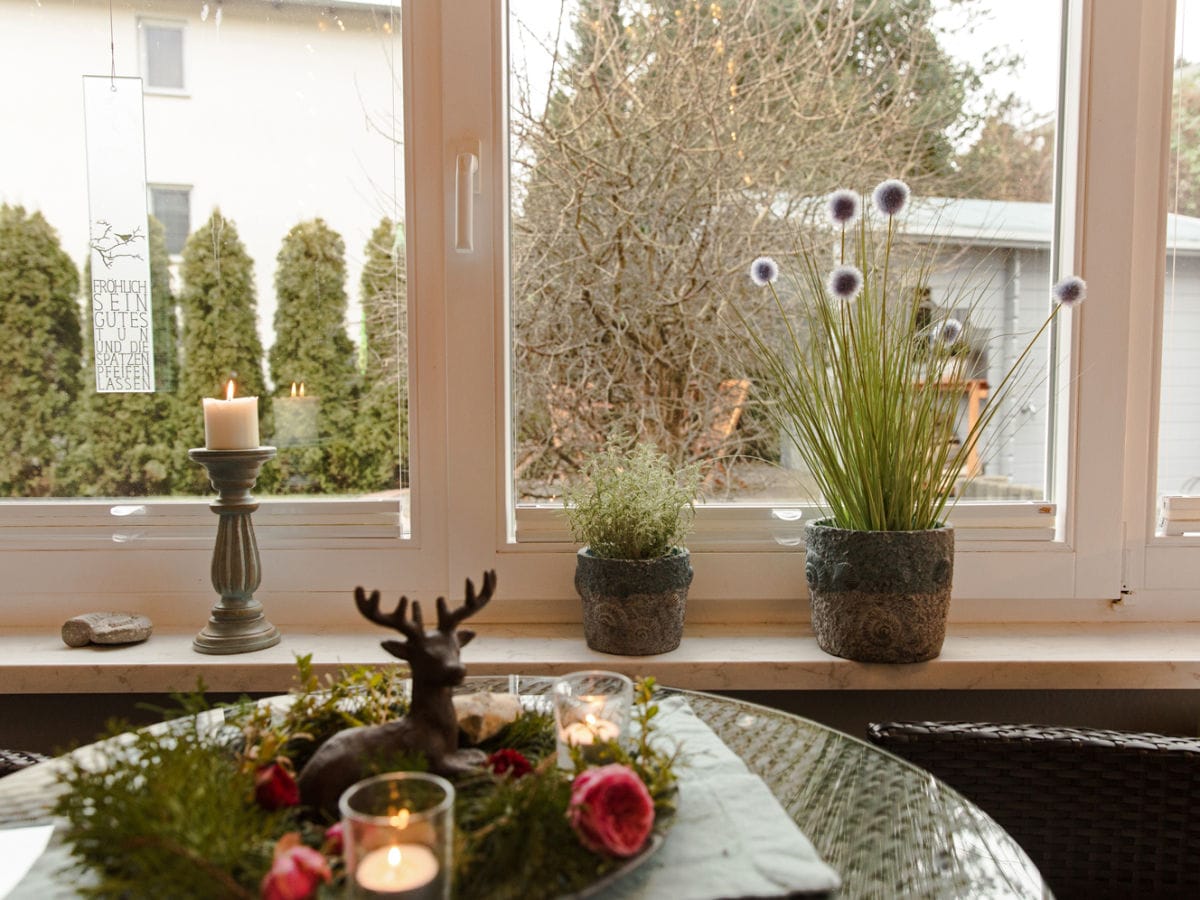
(1053, 275, 1087, 307)
(938, 318, 963, 345)
(750, 256, 779, 287)
(826, 189, 860, 226)
(872, 178, 911, 217)
(826, 265, 863, 301)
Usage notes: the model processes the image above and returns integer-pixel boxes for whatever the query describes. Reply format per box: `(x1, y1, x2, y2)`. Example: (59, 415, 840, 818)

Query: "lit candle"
(202, 380, 260, 450)
(273, 381, 319, 447)
(560, 713, 620, 747)
(355, 843, 440, 897)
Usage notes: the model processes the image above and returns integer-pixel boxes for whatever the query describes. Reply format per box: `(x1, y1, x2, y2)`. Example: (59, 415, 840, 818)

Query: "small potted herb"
(564, 442, 702, 655)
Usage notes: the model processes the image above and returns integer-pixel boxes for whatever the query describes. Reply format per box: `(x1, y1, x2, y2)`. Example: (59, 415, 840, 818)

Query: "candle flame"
(225, 380, 236, 401)
(387, 845, 401, 866)
(299, 382, 306, 397)
(290, 382, 298, 398)
(585, 713, 597, 727)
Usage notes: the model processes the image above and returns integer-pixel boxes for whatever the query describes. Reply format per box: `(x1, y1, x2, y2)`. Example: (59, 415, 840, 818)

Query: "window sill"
(3, 622, 1200, 693)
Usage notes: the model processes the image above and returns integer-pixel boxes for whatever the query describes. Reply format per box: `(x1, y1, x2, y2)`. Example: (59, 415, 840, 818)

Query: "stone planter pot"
(804, 520, 953, 663)
(575, 547, 692, 656)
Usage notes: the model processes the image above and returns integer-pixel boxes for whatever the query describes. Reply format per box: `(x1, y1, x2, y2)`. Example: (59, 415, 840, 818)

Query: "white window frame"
(138, 18, 189, 96)
(3, 1, 1195, 628)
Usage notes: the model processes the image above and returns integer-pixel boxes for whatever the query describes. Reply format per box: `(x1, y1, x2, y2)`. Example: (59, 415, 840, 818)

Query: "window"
(0, 1, 1193, 622)
(149, 185, 190, 255)
(0, 1, 417, 599)
(140, 20, 185, 92)
(508, 0, 1065, 509)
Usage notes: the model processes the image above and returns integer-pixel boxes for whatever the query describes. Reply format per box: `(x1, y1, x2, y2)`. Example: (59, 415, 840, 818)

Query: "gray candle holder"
(188, 447, 281, 655)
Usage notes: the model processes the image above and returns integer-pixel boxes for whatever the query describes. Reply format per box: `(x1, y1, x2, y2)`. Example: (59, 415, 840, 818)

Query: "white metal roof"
(903, 197, 1200, 254)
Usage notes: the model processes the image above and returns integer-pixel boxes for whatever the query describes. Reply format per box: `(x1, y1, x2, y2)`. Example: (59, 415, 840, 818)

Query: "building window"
(149, 185, 190, 255)
(141, 21, 185, 92)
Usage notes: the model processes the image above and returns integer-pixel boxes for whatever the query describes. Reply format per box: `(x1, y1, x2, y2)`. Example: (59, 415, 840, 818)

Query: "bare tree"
(510, 0, 1000, 495)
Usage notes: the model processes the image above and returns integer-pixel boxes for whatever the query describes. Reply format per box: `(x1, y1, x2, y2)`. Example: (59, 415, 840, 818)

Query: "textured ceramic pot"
(804, 519, 954, 664)
(575, 547, 692, 655)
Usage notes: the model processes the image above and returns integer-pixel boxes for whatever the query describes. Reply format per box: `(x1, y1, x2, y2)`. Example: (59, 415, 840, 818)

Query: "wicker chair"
(867, 721, 1200, 900)
(0, 748, 48, 778)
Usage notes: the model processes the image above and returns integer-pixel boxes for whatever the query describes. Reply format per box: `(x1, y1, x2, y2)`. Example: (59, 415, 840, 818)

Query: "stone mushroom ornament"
(297, 571, 497, 818)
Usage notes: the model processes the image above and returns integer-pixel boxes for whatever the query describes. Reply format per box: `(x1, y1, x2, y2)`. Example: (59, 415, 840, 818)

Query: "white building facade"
(0, 0, 404, 354)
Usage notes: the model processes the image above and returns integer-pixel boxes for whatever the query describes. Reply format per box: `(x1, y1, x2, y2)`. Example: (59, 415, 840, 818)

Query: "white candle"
(356, 843, 439, 896)
(203, 381, 259, 449)
(560, 714, 620, 746)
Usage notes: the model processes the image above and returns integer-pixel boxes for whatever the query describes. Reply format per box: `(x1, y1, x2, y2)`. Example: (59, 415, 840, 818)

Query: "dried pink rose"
(255, 761, 300, 811)
(567, 763, 655, 858)
(261, 833, 332, 900)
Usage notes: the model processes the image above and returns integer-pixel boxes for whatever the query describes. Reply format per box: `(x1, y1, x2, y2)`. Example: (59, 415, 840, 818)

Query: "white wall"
(925, 244, 1054, 494)
(0, 0, 404, 363)
(1159, 253, 1200, 498)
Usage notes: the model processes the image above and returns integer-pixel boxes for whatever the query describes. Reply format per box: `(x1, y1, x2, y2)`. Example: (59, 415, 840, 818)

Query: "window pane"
(149, 185, 190, 254)
(508, 0, 1064, 506)
(1159, 0, 1200, 529)
(144, 24, 184, 90)
(0, 1, 408, 514)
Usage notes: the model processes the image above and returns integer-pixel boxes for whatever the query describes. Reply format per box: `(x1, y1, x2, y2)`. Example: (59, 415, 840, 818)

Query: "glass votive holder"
(552, 669, 634, 769)
(339, 772, 454, 899)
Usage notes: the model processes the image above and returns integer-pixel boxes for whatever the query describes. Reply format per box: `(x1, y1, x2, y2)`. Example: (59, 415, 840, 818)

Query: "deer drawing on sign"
(297, 571, 496, 818)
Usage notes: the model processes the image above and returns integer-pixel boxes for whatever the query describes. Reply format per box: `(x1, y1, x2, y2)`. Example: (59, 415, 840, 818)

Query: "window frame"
(3, 0, 1195, 627)
(138, 17, 188, 96)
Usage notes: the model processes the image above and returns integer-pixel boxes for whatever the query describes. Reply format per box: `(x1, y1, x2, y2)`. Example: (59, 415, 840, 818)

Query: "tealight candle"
(560, 713, 620, 747)
(356, 843, 440, 898)
(203, 380, 259, 449)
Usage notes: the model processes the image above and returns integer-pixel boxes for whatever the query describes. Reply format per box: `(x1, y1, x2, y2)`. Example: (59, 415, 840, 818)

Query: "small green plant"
(564, 442, 702, 560)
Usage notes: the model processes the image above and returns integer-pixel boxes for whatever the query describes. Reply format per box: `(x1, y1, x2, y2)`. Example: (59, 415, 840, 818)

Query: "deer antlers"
(437, 569, 496, 633)
(354, 571, 497, 652)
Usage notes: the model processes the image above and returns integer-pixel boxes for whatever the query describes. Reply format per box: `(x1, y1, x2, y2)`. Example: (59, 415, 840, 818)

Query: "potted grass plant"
(564, 441, 702, 655)
(738, 179, 1086, 663)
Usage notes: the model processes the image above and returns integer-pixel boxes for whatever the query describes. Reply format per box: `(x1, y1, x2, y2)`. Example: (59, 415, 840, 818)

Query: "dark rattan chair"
(867, 720, 1200, 899)
(0, 748, 48, 779)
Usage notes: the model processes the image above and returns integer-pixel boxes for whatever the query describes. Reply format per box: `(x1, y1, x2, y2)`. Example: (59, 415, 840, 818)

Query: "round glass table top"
(0, 678, 1047, 898)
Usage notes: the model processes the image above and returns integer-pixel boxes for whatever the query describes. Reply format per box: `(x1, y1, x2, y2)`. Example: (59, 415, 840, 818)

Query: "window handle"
(455, 143, 480, 253)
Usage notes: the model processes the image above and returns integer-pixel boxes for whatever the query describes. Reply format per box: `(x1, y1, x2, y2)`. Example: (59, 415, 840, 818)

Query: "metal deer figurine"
(297, 571, 496, 818)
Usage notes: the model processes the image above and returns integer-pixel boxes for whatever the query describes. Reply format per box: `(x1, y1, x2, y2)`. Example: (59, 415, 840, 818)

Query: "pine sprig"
(53, 716, 288, 898)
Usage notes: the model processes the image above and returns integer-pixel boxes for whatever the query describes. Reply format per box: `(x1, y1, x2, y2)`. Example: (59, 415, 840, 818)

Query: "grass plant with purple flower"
(734, 179, 1085, 531)
(827, 266, 863, 302)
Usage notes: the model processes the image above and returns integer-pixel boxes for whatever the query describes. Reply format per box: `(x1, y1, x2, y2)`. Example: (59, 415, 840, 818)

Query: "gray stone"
(453, 692, 522, 743)
(575, 547, 692, 656)
(61, 612, 153, 647)
(805, 520, 953, 664)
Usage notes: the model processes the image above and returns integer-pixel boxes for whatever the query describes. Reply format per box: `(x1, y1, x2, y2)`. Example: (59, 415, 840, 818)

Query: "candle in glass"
(552, 671, 633, 769)
(203, 379, 259, 449)
(341, 772, 453, 900)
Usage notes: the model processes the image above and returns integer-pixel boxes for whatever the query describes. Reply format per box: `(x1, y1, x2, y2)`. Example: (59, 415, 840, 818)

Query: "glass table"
(0, 679, 1048, 898)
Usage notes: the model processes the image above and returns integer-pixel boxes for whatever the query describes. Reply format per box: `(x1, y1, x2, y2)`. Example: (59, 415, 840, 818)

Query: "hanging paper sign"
(83, 75, 155, 392)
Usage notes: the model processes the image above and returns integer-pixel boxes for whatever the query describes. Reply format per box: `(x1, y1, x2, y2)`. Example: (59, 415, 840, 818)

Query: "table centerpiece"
(51, 574, 678, 900)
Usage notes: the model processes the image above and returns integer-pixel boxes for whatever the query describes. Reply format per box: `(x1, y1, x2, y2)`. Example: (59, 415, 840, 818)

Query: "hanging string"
(108, 0, 117, 89)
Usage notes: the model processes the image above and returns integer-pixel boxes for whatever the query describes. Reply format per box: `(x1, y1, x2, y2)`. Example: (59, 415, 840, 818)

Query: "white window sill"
(3, 622, 1200, 694)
